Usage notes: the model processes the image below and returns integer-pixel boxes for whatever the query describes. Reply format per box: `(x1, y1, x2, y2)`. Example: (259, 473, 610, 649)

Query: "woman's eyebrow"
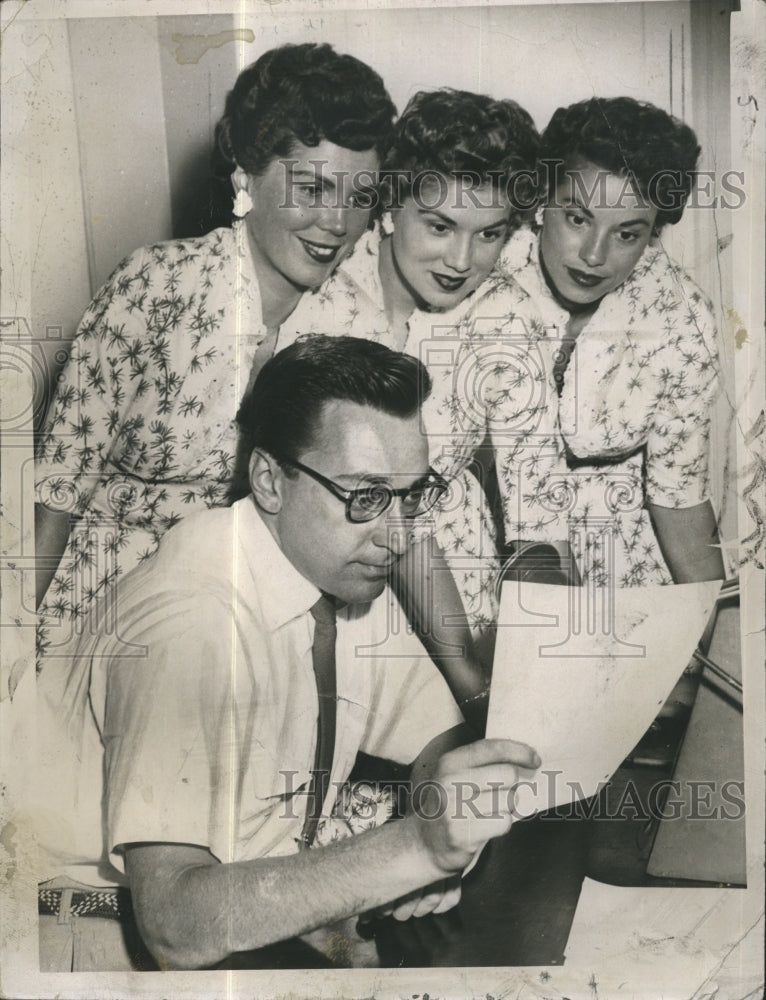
(417, 207, 510, 232)
(288, 167, 329, 184)
(559, 195, 594, 216)
(558, 196, 651, 229)
(615, 217, 652, 228)
(480, 220, 511, 232)
(417, 207, 455, 225)
(287, 167, 344, 203)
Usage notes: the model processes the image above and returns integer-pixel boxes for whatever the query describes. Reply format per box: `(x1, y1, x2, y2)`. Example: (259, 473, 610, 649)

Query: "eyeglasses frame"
(276, 454, 448, 523)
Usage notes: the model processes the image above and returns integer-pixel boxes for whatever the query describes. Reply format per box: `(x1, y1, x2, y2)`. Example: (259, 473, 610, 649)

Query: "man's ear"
(249, 449, 284, 514)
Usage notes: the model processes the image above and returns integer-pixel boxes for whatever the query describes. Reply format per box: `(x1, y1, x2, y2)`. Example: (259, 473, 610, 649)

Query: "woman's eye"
(297, 184, 322, 202)
(617, 230, 640, 244)
(566, 212, 587, 228)
(350, 190, 375, 210)
(423, 218, 452, 236)
(480, 229, 503, 242)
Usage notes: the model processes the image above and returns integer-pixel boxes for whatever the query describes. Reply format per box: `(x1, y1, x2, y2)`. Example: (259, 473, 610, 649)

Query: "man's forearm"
(126, 735, 539, 969)
(126, 814, 445, 969)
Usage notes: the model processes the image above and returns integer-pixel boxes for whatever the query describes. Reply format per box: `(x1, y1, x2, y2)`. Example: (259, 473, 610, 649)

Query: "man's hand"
(123, 737, 539, 968)
(361, 874, 462, 923)
(407, 737, 540, 875)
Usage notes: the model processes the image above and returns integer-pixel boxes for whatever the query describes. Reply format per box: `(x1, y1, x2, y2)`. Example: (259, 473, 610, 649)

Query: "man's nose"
(443, 235, 472, 273)
(372, 505, 411, 555)
(579, 228, 608, 267)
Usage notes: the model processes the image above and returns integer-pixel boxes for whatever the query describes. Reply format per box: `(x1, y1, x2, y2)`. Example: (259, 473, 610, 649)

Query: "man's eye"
(401, 489, 424, 513)
(427, 222, 450, 235)
(353, 485, 390, 513)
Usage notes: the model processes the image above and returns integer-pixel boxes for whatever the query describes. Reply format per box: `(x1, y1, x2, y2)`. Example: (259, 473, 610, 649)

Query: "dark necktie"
(300, 593, 338, 847)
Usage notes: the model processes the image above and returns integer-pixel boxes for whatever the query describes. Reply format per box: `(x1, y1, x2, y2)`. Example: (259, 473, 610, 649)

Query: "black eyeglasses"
(278, 456, 449, 523)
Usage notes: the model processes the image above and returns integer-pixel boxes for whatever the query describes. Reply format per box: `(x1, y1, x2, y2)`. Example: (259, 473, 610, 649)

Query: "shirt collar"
(233, 496, 322, 632)
(343, 225, 387, 311)
(231, 219, 265, 310)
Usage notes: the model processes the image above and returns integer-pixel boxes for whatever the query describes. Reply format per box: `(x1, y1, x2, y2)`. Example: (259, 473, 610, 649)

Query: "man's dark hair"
(212, 43, 397, 179)
(539, 96, 701, 227)
(380, 88, 540, 223)
(236, 335, 431, 464)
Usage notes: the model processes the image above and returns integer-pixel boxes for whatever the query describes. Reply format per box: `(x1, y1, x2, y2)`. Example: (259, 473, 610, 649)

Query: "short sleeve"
(357, 593, 464, 763)
(646, 291, 721, 508)
(35, 246, 153, 516)
(101, 592, 239, 870)
(462, 277, 553, 449)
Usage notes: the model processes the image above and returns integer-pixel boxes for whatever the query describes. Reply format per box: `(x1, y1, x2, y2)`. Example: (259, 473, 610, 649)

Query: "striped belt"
(38, 886, 131, 921)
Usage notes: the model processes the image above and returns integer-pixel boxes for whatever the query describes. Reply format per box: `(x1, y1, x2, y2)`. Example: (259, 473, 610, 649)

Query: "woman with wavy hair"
(280, 87, 542, 724)
(34, 43, 395, 662)
(495, 96, 725, 589)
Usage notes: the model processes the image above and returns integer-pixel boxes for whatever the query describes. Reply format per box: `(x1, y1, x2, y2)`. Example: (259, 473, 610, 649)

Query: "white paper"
(486, 579, 722, 817)
(565, 878, 764, 995)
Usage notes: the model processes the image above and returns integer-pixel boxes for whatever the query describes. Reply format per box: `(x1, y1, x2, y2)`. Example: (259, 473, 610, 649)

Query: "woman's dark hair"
(237, 335, 431, 463)
(212, 43, 396, 179)
(539, 97, 701, 227)
(380, 88, 540, 224)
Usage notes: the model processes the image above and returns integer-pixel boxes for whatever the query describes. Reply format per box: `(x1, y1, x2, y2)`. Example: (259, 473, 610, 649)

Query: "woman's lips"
(431, 272, 468, 292)
(299, 237, 342, 264)
(565, 266, 606, 288)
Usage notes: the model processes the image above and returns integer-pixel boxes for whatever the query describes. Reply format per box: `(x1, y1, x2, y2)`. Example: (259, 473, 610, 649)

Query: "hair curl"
(380, 88, 539, 223)
(212, 43, 396, 179)
(539, 97, 701, 227)
(237, 335, 431, 464)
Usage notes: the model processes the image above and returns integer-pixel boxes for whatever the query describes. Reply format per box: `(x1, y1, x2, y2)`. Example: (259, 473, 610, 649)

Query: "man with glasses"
(37, 335, 538, 970)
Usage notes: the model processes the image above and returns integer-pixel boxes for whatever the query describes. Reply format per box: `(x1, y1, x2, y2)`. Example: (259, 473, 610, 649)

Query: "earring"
(380, 211, 394, 236)
(233, 186, 253, 219)
(534, 205, 545, 229)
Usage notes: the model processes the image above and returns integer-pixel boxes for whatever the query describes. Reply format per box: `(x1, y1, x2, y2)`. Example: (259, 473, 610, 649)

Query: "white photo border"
(1, 1, 763, 997)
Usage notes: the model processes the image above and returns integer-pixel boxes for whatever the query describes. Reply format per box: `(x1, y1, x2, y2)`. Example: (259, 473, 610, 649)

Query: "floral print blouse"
(35, 223, 264, 659)
(493, 228, 721, 587)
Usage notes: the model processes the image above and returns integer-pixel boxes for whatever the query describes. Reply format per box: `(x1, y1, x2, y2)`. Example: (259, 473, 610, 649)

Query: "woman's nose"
(444, 236, 472, 273)
(579, 229, 608, 267)
(319, 205, 347, 236)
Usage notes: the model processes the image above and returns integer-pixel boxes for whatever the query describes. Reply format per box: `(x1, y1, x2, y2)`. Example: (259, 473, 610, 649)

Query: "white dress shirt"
(36, 497, 463, 884)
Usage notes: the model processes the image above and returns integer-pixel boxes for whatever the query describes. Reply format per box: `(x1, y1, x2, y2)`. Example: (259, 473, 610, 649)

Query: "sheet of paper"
(486, 580, 722, 817)
(564, 878, 763, 996)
